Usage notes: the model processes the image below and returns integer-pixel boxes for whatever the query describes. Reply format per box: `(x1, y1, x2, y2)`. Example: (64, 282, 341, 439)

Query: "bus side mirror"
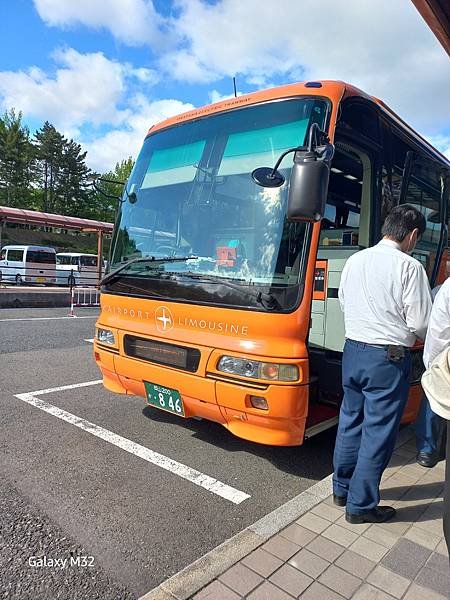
(287, 143, 334, 222)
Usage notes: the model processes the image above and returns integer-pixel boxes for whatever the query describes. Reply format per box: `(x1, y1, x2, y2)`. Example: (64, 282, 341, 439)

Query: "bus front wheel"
(15, 274, 22, 285)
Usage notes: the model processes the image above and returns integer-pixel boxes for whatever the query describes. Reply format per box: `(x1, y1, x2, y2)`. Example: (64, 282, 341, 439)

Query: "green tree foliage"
(0, 109, 35, 207)
(34, 122, 92, 217)
(0, 109, 134, 223)
(90, 157, 135, 222)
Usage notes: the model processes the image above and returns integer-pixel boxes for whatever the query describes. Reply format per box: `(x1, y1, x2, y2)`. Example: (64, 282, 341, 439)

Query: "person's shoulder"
(435, 277, 450, 301)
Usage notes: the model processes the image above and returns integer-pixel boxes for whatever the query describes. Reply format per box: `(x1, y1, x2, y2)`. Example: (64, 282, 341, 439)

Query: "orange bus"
(94, 80, 449, 446)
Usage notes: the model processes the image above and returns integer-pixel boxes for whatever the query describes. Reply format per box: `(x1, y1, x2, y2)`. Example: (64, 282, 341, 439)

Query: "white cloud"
(0, 48, 129, 130)
(426, 135, 450, 160)
(82, 97, 195, 172)
(169, 0, 450, 135)
(208, 89, 241, 104)
(33, 0, 166, 46)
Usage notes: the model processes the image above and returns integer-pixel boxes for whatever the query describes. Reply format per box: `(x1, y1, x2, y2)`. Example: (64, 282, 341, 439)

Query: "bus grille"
(123, 335, 201, 372)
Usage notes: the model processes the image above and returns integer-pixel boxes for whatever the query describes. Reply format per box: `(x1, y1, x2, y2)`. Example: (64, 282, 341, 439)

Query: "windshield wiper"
(101, 256, 198, 286)
(166, 271, 281, 310)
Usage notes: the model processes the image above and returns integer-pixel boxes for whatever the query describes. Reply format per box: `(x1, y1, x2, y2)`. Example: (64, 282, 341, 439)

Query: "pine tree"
(0, 109, 35, 207)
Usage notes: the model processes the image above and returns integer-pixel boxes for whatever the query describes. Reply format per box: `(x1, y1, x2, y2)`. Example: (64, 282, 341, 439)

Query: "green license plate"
(144, 382, 185, 416)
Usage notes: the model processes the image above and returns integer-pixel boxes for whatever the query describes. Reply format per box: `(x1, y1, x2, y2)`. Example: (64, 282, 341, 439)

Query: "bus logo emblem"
(155, 306, 174, 332)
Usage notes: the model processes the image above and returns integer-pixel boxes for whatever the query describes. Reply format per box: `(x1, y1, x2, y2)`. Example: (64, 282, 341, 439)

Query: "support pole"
(97, 230, 103, 287)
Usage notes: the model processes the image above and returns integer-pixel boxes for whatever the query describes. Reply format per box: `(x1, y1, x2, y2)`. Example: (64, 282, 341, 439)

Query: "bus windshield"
(108, 97, 329, 311)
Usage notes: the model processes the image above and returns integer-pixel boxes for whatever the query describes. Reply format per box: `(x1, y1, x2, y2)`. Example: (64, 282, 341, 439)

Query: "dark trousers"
(445, 420, 450, 556)
(415, 394, 445, 455)
(333, 339, 411, 515)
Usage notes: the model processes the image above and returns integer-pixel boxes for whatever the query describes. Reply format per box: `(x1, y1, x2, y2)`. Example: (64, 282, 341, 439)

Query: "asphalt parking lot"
(0, 306, 336, 599)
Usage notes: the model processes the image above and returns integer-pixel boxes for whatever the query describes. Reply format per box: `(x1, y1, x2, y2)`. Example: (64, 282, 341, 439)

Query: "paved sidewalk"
(143, 428, 449, 600)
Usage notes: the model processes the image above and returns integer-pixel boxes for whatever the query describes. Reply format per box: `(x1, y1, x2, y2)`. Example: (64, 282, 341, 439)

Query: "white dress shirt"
(339, 239, 432, 347)
(423, 278, 450, 368)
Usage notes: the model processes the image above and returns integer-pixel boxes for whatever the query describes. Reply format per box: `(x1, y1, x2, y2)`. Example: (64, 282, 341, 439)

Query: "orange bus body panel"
(95, 80, 434, 446)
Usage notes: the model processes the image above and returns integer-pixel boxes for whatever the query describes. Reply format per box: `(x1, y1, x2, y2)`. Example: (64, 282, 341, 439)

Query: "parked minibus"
(56, 252, 101, 286)
(94, 80, 450, 446)
(0, 245, 56, 285)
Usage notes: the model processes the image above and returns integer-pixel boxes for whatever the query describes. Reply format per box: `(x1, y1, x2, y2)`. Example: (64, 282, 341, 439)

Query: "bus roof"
(148, 79, 449, 166)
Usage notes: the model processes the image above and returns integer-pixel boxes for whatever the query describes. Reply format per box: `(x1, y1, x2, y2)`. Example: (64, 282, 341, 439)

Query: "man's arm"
(338, 260, 349, 313)
(402, 263, 432, 342)
(423, 281, 450, 367)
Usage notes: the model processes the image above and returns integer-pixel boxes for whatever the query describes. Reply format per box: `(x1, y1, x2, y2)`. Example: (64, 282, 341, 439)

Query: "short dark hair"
(381, 204, 426, 242)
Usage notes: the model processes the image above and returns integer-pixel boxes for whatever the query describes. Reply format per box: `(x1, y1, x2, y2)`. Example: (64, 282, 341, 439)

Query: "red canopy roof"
(0, 206, 113, 233)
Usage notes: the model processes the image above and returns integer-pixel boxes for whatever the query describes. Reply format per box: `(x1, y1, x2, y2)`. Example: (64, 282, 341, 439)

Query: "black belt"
(347, 339, 409, 351)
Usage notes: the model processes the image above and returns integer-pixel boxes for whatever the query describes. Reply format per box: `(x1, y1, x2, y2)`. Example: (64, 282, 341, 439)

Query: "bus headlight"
(217, 356, 298, 382)
(96, 328, 116, 346)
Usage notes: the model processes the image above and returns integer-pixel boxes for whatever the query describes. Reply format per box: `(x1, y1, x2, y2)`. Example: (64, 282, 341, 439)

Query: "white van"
(0, 245, 57, 285)
(56, 253, 102, 286)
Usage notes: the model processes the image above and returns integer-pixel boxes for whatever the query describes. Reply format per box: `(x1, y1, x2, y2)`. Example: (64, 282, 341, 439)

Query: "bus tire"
(15, 274, 22, 285)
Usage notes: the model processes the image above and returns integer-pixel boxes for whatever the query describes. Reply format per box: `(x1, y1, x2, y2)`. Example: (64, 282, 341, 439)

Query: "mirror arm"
(269, 147, 301, 179)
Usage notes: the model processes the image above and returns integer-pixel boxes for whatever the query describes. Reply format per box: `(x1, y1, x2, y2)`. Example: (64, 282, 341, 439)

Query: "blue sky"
(1, 0, 449, 172)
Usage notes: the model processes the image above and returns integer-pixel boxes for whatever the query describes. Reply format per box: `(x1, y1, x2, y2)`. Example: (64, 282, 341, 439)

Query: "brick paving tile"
(403, 582, 449, 600)
(323, 494, 338, 506)
(415, 565, 450, 598)
(246, 581, 295, 600)
(299, 581, 346, 599)
(376, 518, 411, 536)
(435, 538, 449, 557)
(366, 565, 410, 598)
(318, 564, 362, 598)
(288, 547, 330, 579)
(296, 512, 330, 534)
(262, 534, 301, 561)
(394, 501, 428, 529)
(193, 580, 242, 599)
(362, 524, 400, 549)
(403, 524, 441, 550)
(241, 547, 283, 578)
(310, 502, 343, 523)
(269, 563, 313, 597)
(322, 523, 359, 548)
(426, 550, 450, 576)
(348, 536, 389, 563)
(413, 515, 445, 536)
(280, 523, 317, 547)
(306, 535, 346, 562)
(392, 446, 416, 459)
(381, 538, 431, 580)
(218, 563, 263, 596)
(352, 583, 397, 599)
(335, 549, 376, 579)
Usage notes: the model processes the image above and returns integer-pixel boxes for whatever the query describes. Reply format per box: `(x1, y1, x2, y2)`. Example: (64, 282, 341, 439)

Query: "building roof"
(412, 0, 450, 55)
(0, 206, 113, 233)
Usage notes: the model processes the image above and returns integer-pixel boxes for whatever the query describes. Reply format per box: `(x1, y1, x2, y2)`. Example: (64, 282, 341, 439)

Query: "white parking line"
(0, 316, 97, 322)
(84, 339, 94, 343)
(14, 381, 250, 505)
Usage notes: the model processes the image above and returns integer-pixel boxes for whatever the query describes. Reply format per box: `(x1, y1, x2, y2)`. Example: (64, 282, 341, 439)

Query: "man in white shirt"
(333, 204, 432, 524)
(422, 277, 450, 553)
(415, 283, 445, 468)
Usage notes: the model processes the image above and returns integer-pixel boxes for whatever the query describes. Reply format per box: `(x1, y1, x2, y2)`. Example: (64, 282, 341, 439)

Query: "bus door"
(306, 139, 374, 434)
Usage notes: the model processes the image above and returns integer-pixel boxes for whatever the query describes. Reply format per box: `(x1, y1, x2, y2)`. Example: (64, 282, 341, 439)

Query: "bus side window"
(401, 155, 443, 280)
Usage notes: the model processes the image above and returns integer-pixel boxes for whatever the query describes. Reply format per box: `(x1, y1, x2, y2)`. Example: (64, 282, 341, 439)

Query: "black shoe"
(346, 506, 396, 524)
(416, 452, 438, 468)
(333, 494, 347, 507)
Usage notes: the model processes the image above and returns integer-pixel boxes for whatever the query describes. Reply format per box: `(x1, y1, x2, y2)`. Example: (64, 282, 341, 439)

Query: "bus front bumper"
(94, 346, 309, 447)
